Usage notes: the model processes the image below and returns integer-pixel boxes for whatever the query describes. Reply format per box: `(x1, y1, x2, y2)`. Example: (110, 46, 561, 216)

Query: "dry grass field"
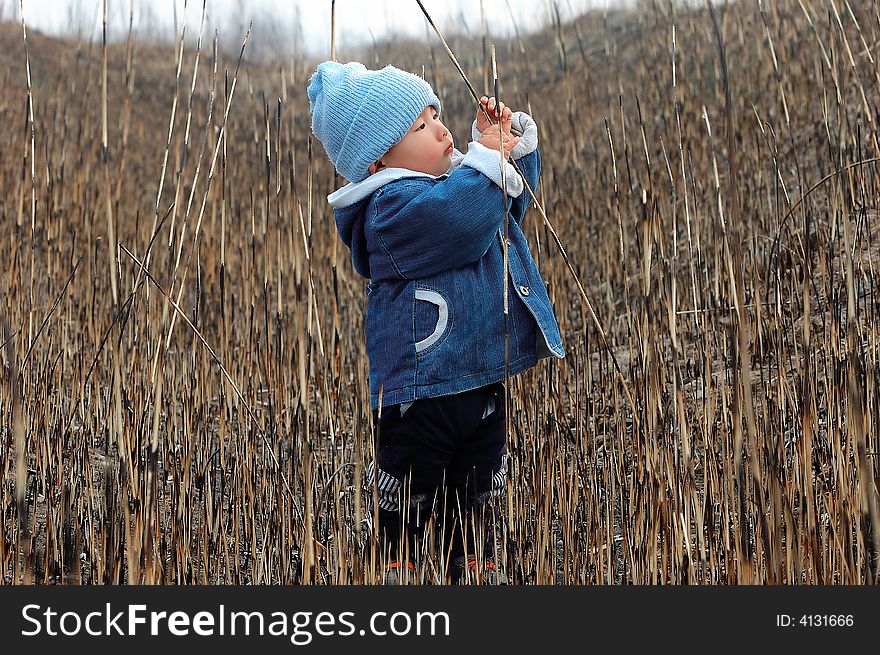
(1, 0, 879, 584)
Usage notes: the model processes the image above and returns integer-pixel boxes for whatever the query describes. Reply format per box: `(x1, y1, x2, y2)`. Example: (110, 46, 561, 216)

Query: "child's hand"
(476, 96, 513, 136)
(477, 124, 520, 160)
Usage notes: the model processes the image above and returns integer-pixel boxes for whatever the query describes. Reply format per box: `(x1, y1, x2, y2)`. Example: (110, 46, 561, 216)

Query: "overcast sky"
(8, 0, 630, 55)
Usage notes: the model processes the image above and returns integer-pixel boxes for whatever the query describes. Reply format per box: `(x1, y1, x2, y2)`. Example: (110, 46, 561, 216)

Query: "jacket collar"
(327, 149, 464, 209)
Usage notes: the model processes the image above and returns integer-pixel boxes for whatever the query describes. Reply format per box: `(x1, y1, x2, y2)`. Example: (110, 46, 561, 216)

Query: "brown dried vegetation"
(2, 0, 880, 584)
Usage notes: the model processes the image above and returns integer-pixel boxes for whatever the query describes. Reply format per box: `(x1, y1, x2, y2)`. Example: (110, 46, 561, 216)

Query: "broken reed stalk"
(413, 0, 638, 420)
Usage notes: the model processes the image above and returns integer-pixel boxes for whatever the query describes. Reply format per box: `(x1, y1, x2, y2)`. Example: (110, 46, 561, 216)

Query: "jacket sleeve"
(510, 147, 541, 226)
(369, 168, 514, 279)
(471, 111, 542, 226)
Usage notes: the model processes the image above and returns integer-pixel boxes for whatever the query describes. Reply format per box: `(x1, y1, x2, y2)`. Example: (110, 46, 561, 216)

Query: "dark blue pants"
(370, 381, 507, 563)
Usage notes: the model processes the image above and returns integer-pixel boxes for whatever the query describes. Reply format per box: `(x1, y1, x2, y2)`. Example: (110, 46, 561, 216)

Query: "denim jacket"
(329, 114, 565, 409)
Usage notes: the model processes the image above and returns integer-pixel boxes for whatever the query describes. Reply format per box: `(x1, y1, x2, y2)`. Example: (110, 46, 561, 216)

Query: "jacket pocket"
(413, 287, 451, 355)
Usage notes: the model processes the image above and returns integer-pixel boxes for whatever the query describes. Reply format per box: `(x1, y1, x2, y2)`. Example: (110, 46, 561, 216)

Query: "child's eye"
(417, 123, 426, 130)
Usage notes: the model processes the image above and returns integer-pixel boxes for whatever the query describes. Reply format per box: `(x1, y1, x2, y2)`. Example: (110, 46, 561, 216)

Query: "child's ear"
(368, 160, 385, 175)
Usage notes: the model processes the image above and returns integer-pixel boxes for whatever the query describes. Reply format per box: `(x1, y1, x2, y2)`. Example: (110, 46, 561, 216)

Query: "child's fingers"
(484, 97, 506, 120)
(479, 97, 514, 124)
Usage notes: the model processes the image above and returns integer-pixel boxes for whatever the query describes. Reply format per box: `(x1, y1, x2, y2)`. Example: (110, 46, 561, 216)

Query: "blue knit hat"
(307, 61, 441, 183)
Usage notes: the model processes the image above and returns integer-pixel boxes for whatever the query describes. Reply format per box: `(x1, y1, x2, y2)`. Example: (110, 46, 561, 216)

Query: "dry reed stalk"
(19, 1, 35, 355)
(479, 46, 512, 582)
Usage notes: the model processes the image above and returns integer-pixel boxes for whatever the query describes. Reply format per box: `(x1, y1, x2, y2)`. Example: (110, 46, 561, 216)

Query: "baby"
(308, 61, 565, 583)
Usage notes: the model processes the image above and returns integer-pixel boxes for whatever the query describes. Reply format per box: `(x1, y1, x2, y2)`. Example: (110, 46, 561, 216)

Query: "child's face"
(370, 106, 453, 177)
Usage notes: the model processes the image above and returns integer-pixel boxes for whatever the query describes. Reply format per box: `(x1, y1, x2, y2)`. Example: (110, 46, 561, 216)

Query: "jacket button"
(519, 285, 530, 296)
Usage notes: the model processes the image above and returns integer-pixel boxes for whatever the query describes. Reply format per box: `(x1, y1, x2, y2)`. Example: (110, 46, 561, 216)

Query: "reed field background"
(1, 0, 879, 585)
